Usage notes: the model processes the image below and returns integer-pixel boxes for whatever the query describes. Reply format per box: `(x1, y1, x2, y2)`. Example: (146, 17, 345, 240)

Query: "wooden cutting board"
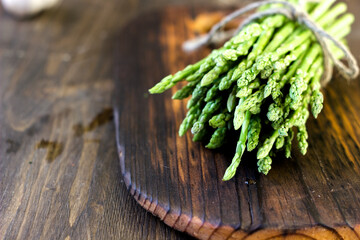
(114, 4, 360, 240)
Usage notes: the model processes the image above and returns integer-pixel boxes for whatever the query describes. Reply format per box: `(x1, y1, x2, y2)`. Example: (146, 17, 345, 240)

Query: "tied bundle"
(149, 0, 359, 180)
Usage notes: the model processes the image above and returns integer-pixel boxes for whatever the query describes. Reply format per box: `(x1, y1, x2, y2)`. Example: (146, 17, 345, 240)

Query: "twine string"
(183, 0, 359, 86)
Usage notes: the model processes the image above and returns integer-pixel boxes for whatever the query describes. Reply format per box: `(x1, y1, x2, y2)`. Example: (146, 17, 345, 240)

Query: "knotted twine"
(183, 0, 359, 87)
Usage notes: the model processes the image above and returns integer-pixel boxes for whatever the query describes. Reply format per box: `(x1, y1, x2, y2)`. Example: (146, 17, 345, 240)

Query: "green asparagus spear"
(206, 127, 227, 149)
(172, 80, 200, 100)
(285, 129, 295, 158)
(257, 156, 272, 175)
(179, 102, 202, 136)
(191, 97, 223, 134)
(297, 125, 309, 155)
(223, 111, 251, 181)
(247, 116, 261, 151)
(209, 111, 232, 128)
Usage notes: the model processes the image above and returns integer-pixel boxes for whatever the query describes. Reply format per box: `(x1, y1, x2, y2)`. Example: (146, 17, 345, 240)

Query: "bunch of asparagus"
(149, 0, 354, 180)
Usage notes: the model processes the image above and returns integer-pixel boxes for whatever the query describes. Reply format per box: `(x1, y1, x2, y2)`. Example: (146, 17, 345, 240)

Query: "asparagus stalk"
(223, 111, 252, 181)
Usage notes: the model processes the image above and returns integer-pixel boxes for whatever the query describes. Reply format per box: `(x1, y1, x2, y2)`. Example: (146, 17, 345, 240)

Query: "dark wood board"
(114, 3, 360, 240)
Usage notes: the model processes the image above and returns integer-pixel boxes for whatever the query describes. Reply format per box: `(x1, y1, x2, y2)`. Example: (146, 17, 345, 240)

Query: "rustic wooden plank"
(114, 3, 360, 240)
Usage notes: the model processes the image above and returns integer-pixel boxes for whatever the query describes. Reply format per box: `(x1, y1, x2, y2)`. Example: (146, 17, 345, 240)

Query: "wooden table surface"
(0, 0, 239, 239)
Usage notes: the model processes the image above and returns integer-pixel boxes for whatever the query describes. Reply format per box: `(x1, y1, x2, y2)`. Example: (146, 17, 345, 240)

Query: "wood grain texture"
(0, 0, 250, 239)
(114, 2, 360, 240)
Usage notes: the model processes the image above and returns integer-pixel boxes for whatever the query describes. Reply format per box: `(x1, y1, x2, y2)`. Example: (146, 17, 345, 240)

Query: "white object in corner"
(2, 0, 61, 18)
